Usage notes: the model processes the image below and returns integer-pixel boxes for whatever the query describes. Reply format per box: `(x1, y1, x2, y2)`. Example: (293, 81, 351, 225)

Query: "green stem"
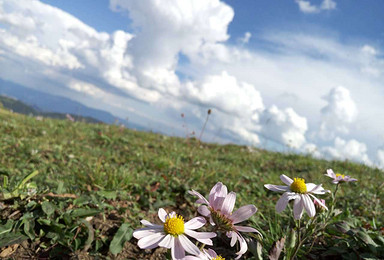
(290, 219, 301, 260)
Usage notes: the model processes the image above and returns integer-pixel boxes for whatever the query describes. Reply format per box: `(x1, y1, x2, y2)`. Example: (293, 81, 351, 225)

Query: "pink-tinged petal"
(209, 216, 215, 226)
(302, 194, 316, 217)
(229, 231, 238, 247)
(209, 182, 223, 204)
(198, 205, 211, 217)
(188, 190, 209, 205)
(158, 234, 174, 248)
(276, 192, 292, 213)
(172, 238, 185, 260)
(326, 169, 336, 178)
(184, 216, 206, 230)
(309, 194, 328, 210)
(293, 196, 304, 220)
(234, 225, 261, 234)
(210, 182, 228, 210)
(184, 229, 216, 245)
(229, 204, 257, 224)
(205, 248, 218, 257)
(184, 257, 200, 260)
(234, 231, 248, 259)
(137, 232, 165, 249)
(264, 184, 289, 192)
(221, 192, 236, 215)
(178, 234, 201, 256)
(345, 176, 357, 182)
(280, 174, 294, 185)
(158, 208, 167, 222)
(133, 227, 161, 239)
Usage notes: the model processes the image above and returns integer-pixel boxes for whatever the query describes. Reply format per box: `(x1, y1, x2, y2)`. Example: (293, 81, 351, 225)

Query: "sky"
(0, 0, 384, 168)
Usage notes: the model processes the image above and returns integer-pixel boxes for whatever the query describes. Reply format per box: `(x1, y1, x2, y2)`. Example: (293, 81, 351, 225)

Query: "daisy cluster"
(133, 168, 356, 259)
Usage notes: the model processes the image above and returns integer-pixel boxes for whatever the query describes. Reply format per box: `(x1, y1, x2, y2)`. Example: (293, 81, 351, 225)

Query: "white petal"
(184, 230, 216, 239)
(133, 228, 161, 239)
(137, 232, 165, 249)
(178, 234, 201, 256)
(184, 229, 216, 245)
(309, 194, 328, 210)
(293, 196, 304, 220)
(221, 192, 236, 215)
(140, 220, 163, 228)
(234, 225, 261, 235)
(189, 190, 209, 205)
(302, 194, 316, 217)
(229, 204, 257, 224)
(184, 217, 206, 230)
(308, 183, 329, 194)
(198, 205, 211, 217)
(326, 169, 336, 178)
(158, 234, 174, 248)
(158, 208, 167, 222)
(280, 174, 294, 185)
(264, 184, 289, 192)
(276, 192, 291, 213)
(172, 238, 185, 260)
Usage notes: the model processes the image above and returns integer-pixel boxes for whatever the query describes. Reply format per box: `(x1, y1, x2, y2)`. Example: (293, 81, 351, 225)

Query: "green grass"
(0, 107, 383, 259)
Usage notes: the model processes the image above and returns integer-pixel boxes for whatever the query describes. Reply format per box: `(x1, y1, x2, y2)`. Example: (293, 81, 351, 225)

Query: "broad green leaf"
(97, 190, 117, 200)
(70, 208, 102, 218)
(0, 219, 14, 235)
(109, 223, 133, 255)
(0, 233, 28, 247)
(42, 201, 56, 216)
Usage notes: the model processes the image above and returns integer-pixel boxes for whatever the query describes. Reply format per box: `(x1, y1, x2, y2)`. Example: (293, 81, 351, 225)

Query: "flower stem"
(290, 219, 301, 260)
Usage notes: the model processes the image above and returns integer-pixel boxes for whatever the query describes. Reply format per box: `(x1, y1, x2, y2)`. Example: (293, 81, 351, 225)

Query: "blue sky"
(1, 0, 384, 168)
(40, 0, 384, 46)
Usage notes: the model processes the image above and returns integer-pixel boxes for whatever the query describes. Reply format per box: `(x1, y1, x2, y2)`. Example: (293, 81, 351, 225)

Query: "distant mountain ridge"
(0, 95, 102, 123)
(0, 78, 146, 130)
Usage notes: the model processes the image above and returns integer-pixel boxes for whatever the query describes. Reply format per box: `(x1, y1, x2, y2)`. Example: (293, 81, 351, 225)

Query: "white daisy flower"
(133, 208, 216, 260)
(264, 174, 330, 219)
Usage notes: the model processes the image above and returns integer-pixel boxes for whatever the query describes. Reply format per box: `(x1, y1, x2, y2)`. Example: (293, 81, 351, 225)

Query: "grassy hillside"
(0, 107, 383, 259)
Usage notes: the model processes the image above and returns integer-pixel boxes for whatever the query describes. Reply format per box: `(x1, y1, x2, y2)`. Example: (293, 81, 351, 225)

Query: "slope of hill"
(0, 107, 382, 259)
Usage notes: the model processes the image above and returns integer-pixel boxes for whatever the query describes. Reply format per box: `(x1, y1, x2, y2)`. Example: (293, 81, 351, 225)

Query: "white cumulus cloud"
(322, 137, 372, 165)
(295, 0, 336, 14)
(319, 86, 357, 139)
(259, 105, 308, 149)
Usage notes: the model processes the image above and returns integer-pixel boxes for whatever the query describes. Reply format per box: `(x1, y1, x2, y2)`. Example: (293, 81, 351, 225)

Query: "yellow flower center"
(213, 256, 225, 260)
(290, 178, 307, 194)
(335, 173, 345, 178)
(163, 215, 185, 236)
